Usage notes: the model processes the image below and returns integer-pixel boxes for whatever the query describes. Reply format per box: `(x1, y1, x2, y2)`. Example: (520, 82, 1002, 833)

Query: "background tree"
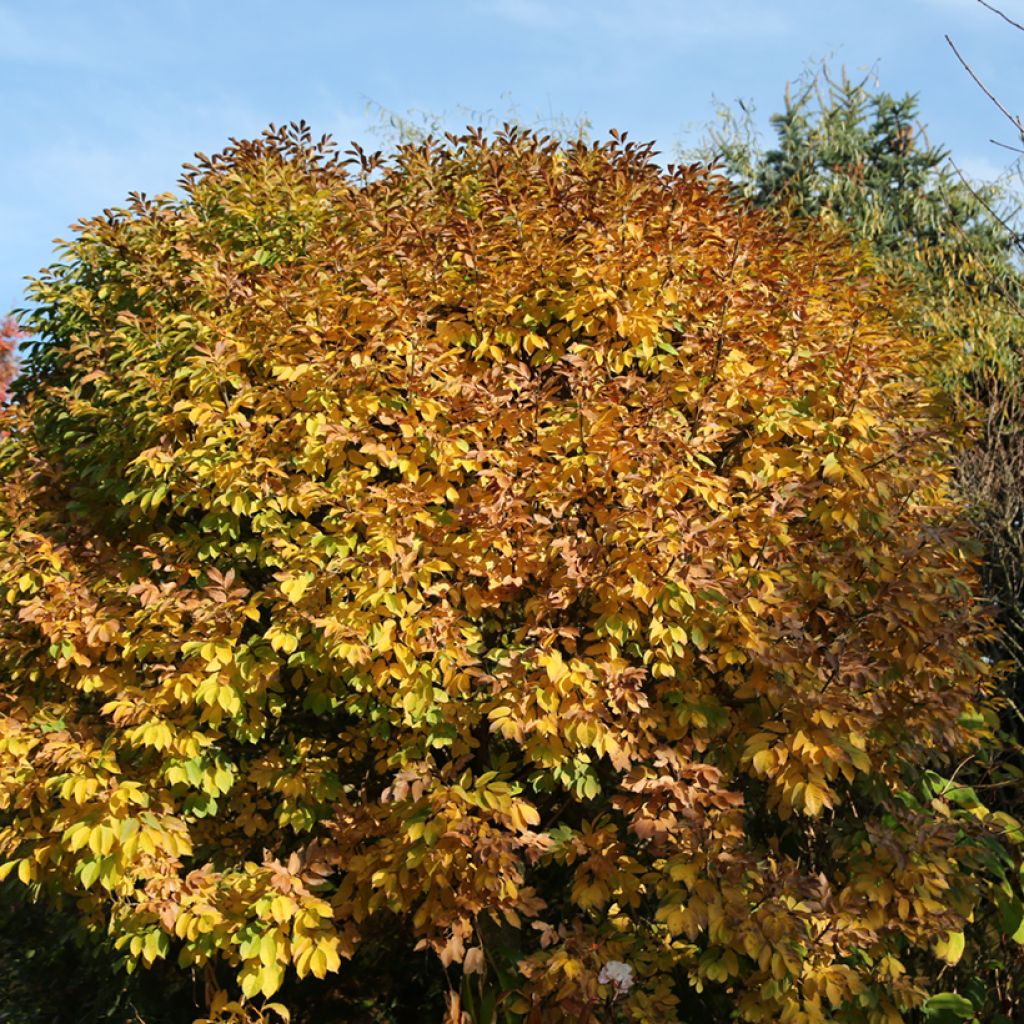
(692, 66, 1024, 1021)
(944, 0, 1024, 725)
(0, 123, 1013, 1023)
(695, 63, 1024, 704)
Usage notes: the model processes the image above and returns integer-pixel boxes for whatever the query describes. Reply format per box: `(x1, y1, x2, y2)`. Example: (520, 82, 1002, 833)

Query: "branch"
(977, 0, 1024, 32)
(990, 137, 1024, 154)
(945, 33, 1024, 137)
(947, 157, 1024, 248)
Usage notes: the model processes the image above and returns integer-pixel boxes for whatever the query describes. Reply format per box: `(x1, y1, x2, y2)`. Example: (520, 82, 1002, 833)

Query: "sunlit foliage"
(0, 124, 1011, 1022)
(695, 72, 1024, 1020)
(697, 65, 1024, 702)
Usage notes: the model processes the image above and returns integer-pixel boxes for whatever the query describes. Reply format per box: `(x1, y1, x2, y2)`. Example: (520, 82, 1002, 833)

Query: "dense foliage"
(698, 67, 1024, 701)
(696, 67, 1024, 1022)
(0, 125, 1013, 1023)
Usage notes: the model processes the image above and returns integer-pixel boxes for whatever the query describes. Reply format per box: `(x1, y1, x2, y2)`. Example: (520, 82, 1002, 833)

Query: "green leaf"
(996, 891, 1024, 939)
(922, 992, 975, 1022)
(80, 859, 101, 889)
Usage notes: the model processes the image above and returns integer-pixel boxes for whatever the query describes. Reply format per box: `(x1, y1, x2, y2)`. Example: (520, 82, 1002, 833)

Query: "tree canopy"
(0, 124, 1014, 1022)
(694, 67, 1024, 1022)
(697, 67, 1024, 698)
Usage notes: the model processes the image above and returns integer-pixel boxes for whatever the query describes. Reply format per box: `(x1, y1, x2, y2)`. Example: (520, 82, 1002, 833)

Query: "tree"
(0, 123, 1010, 1023)
(696, 67, 1024, 695)
(944, 1, 1024, 707)
(693, 67, 1024, 1021)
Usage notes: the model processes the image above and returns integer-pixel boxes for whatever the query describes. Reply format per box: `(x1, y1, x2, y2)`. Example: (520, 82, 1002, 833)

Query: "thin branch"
(947, 157, 1024, 247)
(977, 0, 1024, 32)
(990, 137, 1024, 154)
(945, 34, 1024, 135)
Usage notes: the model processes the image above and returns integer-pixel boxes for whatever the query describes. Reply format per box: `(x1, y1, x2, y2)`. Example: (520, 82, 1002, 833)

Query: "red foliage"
(0, 316, 20, 401)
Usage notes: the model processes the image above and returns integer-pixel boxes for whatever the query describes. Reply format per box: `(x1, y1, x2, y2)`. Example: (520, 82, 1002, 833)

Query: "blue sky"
(2, 0, 1022, 312)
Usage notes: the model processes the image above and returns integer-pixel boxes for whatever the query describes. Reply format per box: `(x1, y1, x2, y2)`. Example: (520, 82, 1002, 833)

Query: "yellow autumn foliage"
(0, 124, 1009, 1022)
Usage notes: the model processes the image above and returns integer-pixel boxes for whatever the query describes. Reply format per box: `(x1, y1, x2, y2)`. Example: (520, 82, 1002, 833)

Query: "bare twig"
(947, 158, 1024, 248)
(978, 0, 1024, 33)
(945, 34, 1024, 136)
